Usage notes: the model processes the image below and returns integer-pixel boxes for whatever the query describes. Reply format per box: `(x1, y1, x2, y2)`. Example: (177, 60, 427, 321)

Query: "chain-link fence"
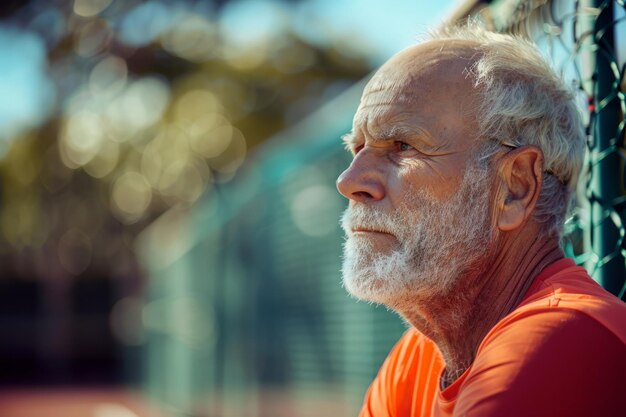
(473, 0, 626, 299)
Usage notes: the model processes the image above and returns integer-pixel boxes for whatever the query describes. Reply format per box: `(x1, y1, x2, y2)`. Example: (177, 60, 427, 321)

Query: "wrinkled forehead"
(367, 42, 479, 97)
(354, 42, 482, 128)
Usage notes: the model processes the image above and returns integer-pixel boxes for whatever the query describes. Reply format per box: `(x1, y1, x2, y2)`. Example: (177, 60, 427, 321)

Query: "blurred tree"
(0, 0, 370, 385)
(0, 0, 371, 283)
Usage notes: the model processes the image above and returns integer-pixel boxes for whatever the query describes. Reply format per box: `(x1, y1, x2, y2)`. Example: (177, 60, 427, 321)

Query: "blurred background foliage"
(0, 0, 372, 284)
(0, 1, 453, 414)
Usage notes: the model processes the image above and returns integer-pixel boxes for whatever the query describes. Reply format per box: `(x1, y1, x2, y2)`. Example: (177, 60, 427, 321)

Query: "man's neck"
(399, 230, 564, 388)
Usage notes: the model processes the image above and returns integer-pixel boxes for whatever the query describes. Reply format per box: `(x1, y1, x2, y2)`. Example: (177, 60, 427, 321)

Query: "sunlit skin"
(336, 40, 565, 385)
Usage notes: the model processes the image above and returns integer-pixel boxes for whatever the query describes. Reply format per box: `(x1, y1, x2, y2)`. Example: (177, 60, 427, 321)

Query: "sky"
(221, 0, 457, 64)
(0, 26, 55, 154)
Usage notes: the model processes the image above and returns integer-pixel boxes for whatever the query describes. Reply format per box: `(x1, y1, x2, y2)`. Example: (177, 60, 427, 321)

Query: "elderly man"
(336, 25, 626, 417)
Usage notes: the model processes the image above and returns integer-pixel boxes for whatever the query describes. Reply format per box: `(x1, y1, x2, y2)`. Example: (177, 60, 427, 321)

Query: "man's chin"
(341, 261, 459, 308)
(342, 271, 405, 305)
(341, 247, 410, 305)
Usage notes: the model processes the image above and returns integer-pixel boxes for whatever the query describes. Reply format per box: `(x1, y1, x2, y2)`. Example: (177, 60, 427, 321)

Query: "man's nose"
(336, 151, 385, 202)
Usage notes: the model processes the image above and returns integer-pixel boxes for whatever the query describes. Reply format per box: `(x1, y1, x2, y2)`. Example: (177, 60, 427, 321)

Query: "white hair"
(427, 24, 586, 238)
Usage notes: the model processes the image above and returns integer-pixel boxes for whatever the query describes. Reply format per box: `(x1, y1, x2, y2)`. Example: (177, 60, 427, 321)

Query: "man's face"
(336, 41, 497, 307)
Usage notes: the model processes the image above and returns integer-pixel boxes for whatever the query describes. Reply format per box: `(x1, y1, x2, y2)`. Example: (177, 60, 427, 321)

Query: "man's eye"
(395, 141, 413, 152)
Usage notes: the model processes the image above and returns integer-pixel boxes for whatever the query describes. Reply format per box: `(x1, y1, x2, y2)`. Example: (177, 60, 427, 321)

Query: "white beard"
(340, 163, 495, 308)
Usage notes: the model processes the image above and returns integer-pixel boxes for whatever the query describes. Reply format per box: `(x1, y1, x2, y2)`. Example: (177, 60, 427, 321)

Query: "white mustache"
(341, 205, 403, 237)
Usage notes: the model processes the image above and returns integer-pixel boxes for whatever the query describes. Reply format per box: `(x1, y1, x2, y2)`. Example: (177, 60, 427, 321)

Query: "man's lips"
(350, 227, 395, 237)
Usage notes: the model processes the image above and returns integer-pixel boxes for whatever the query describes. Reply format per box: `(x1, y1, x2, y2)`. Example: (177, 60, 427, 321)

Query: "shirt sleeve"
(454, 309, 626, 417)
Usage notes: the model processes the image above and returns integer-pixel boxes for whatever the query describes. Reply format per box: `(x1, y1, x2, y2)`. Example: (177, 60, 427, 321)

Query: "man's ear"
(496, 146, 543, 232)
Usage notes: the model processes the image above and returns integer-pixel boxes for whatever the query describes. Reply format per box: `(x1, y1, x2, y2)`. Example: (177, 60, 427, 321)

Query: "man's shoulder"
(451, 265, 626, 415)
(478, 306, 624, 359)
(457, 307, 626, 416)
(508, 263, 626, 343)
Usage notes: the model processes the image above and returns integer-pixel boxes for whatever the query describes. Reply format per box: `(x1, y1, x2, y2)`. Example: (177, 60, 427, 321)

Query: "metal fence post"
(585, 0, 626, 296)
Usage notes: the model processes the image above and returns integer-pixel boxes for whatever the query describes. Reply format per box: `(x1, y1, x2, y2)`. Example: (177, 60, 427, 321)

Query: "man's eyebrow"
(341, 125, 434, 151)
(341, 132, 357, 151)
(377, 125, 422, 141)
(374, 125, 436, 146)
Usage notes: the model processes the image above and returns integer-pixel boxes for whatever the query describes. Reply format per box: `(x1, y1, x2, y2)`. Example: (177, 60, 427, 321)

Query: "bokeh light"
(291, 185, 342, 237)
(73, 0, 113, 18)
(117, 2, 173, 47)
(89, 55, 128, 96)
(161, 14, 217, 63)
(111, 171, 152, 224)
(73, 18, 112, 57)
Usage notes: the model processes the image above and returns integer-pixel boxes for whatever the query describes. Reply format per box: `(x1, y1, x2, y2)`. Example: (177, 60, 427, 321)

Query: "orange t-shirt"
(359, 258, 626, 417)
